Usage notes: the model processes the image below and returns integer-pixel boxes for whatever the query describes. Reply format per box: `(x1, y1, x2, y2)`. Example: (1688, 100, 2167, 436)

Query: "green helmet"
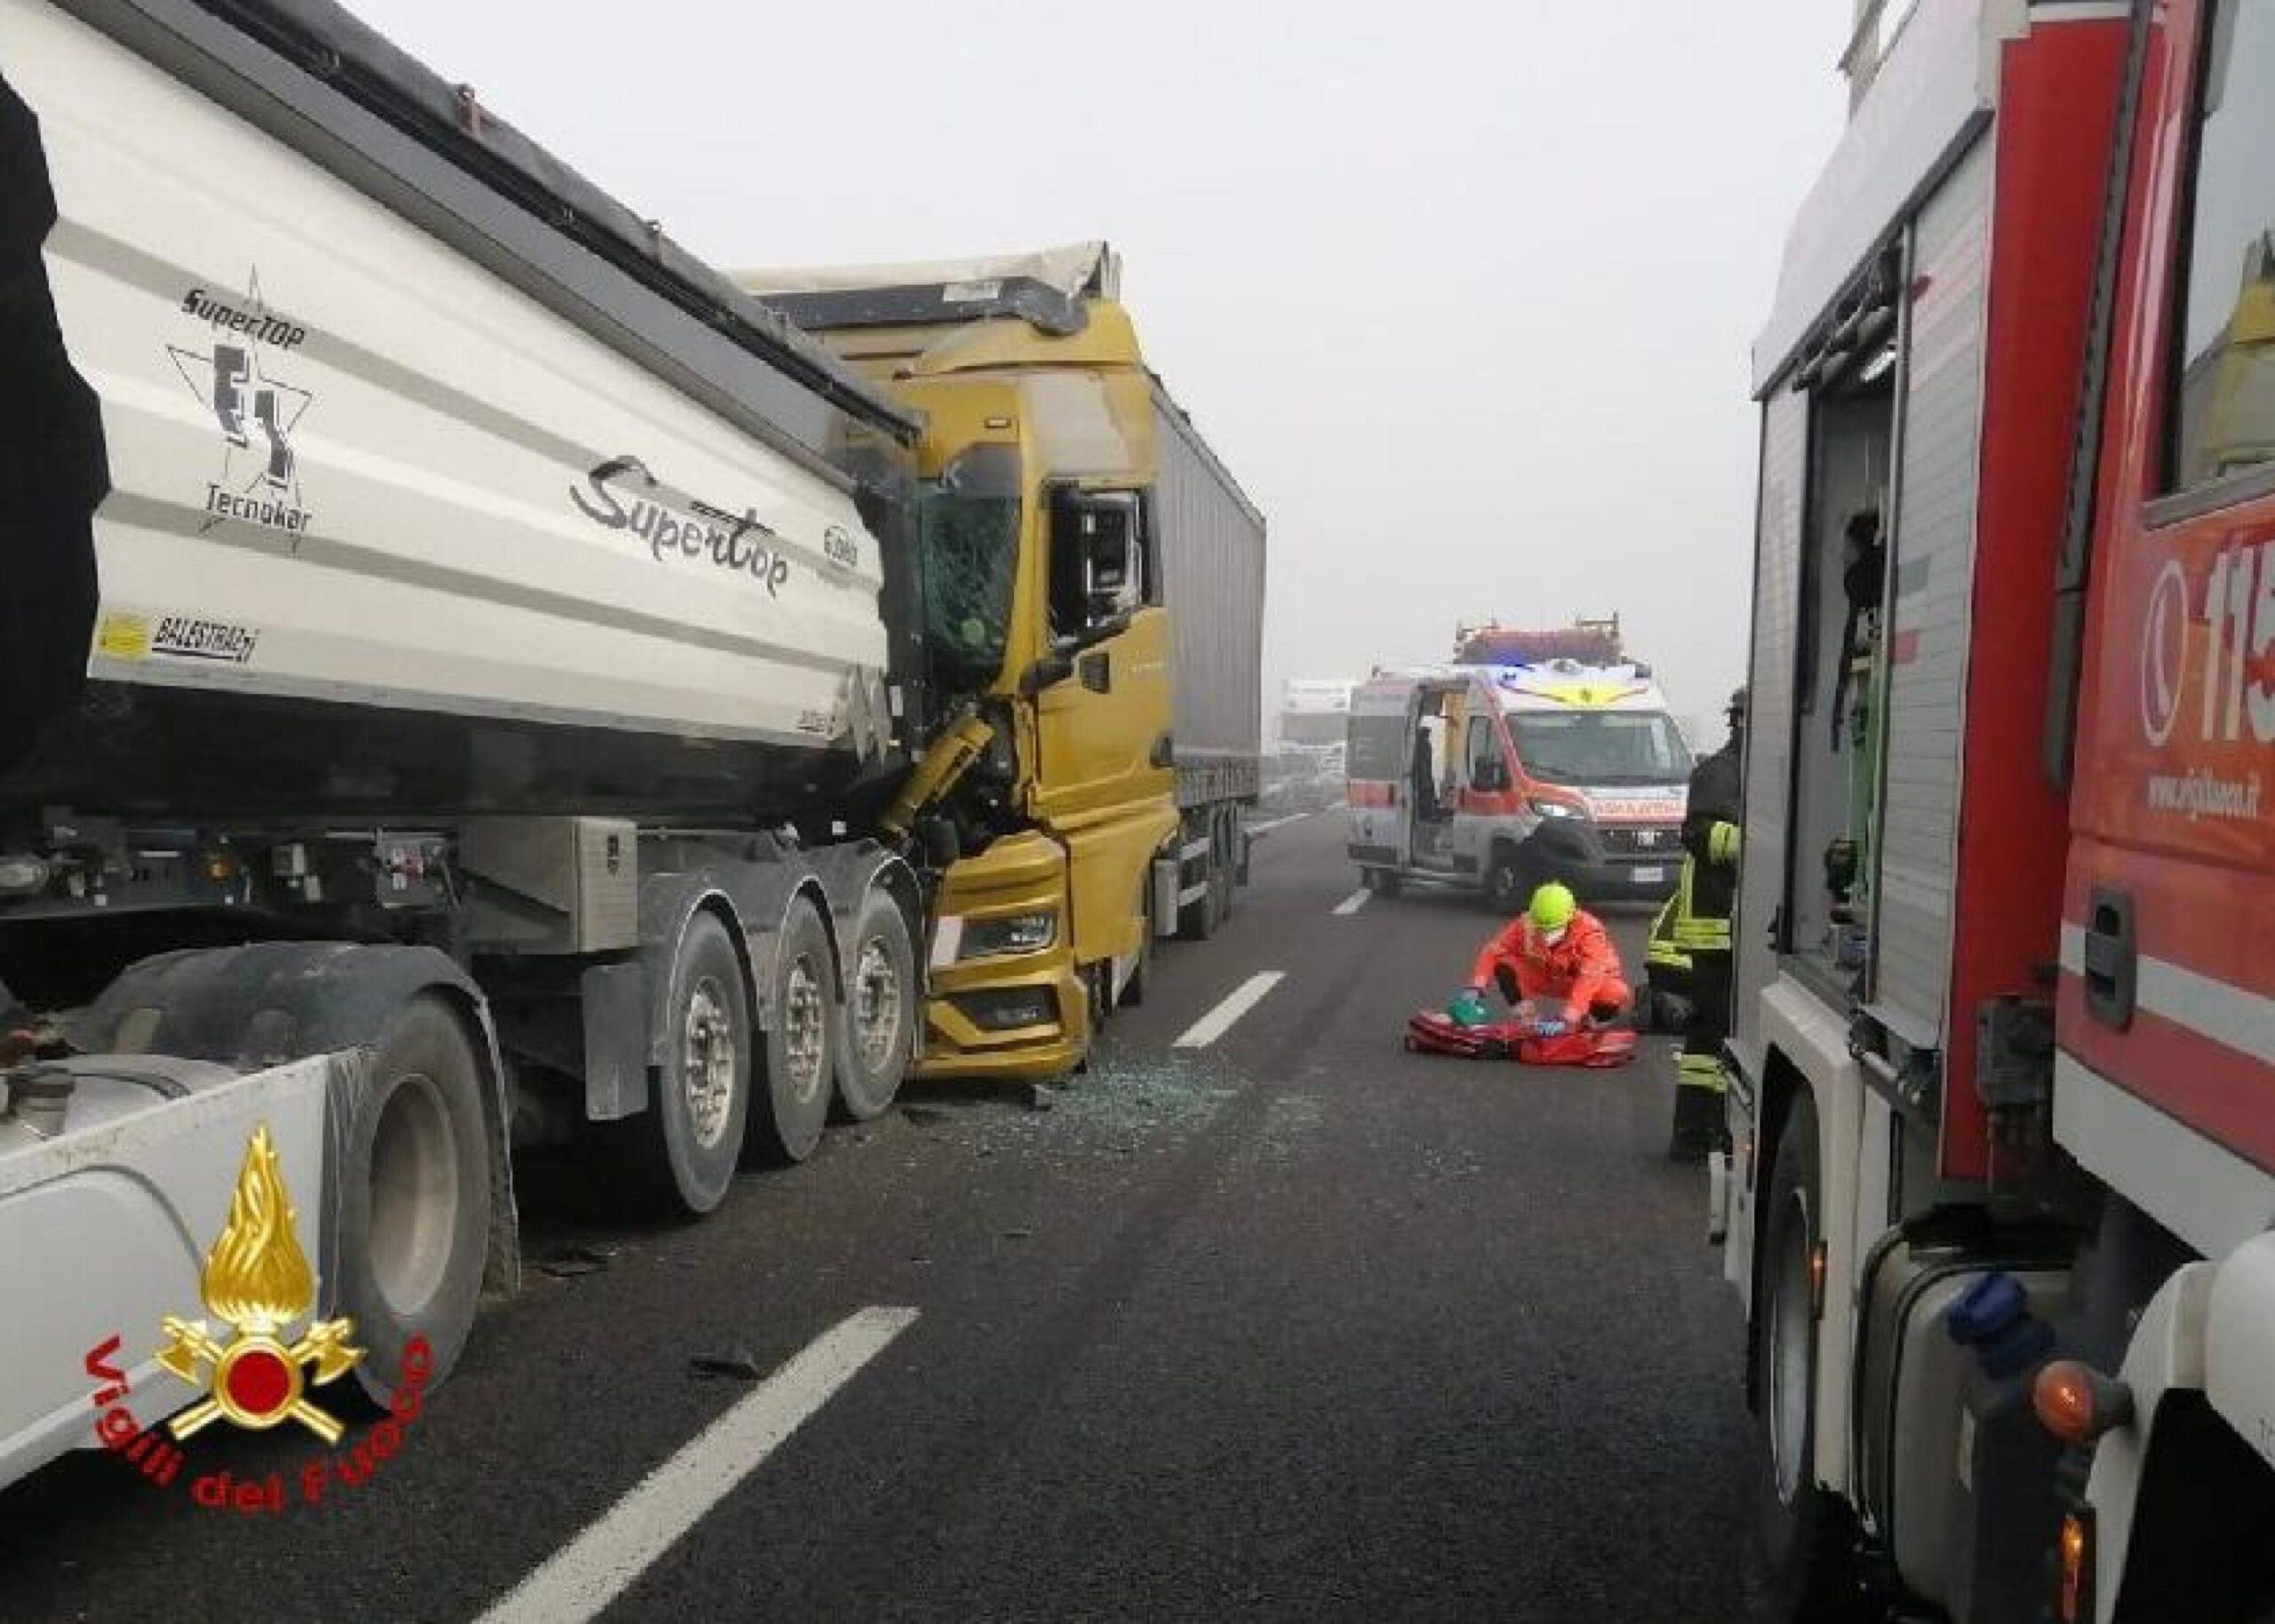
(1529, 882, 1577, 933)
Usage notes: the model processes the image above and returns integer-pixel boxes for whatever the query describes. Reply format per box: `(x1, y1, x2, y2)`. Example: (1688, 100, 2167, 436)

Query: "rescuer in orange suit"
(1451, 882, 1632, 1033)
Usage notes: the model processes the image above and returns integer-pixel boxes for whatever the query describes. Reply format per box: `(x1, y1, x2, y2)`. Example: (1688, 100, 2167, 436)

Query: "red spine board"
(1937, 16, 2132, 1182)
(2060, 0, 2275, 1175)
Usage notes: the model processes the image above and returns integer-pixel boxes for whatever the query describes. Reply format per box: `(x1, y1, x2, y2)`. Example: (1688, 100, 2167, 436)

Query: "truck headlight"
(1529, 799, 1584, 821)
(958, 911, 1058, 959)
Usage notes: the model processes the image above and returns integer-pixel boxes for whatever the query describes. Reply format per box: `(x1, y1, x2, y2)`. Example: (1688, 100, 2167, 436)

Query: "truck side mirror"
(1474, 760, 1510, 792)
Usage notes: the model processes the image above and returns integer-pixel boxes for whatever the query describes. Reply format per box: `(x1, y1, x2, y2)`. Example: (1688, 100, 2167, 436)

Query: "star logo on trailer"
(155, 1125, 363, 1443)
(166, 271, 317, 544)
(2139, 559, 2189, 747)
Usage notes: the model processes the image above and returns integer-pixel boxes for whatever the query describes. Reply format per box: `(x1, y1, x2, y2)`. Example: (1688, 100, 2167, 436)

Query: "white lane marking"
(1332, 888, 1370, 916)
(1248, 813, 1311, 835)
(1173, 971, 1286, 1048)
(476, 1307, 919, 1624)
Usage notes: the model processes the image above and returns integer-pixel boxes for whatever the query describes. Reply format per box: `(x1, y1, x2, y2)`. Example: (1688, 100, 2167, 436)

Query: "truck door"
(1029, 487, 1177, 970)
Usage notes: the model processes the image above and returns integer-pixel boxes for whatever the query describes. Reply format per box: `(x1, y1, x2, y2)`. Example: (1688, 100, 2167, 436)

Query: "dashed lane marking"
(1173, 971, 1287, 1048)
(1332, 888, 1370, 916)
(475, 1306, 920, 1624)
(1248, 813, 1312, 835)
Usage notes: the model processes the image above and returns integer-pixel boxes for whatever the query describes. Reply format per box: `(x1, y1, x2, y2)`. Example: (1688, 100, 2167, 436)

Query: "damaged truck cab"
(752, 249, 1268, 1080)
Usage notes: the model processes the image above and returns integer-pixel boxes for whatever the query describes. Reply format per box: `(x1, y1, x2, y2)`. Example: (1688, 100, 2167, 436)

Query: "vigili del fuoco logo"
(84, 1124, 434, 1512)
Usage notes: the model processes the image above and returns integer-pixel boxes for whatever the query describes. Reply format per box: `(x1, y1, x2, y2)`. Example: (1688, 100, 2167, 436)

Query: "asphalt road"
(0, 812, 1752, 1623)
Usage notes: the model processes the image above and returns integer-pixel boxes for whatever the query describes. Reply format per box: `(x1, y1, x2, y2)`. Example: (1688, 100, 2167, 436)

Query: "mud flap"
(0, 67, 107, 777)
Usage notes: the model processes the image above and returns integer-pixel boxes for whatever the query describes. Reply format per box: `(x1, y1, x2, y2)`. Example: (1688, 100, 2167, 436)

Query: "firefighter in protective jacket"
(1668, 686, 1745, 1160)
(1452, 882, 1632, 1033)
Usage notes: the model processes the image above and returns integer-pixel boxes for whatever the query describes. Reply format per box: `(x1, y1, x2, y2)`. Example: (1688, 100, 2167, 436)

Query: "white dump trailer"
(1, 0, 938, 1492)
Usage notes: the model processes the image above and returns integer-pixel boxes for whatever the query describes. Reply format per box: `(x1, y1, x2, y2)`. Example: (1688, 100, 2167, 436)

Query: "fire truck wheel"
(750, 896, 834, 1165)
(835, 889, 915, 1123)
(636, 911, 754, 1215)
(339, 994, 492, 1405)
(1749, 1089, 1863, 1620)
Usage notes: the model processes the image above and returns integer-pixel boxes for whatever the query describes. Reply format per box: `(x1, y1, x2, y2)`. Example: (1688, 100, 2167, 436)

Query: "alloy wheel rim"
(784, 955, 827, 1105)
(682, 977, 737, 1149)
(854, 937, 902, 1072)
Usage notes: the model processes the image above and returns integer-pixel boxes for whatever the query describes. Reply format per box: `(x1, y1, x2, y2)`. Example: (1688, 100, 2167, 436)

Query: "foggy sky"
(354, 0, 1847, 736)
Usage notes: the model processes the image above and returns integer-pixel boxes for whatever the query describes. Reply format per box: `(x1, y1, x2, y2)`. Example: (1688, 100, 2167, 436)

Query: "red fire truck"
(1719, 2, 2274, 1620)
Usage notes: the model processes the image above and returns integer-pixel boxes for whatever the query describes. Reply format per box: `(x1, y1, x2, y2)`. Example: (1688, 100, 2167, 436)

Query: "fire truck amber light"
(2032, 1360, 2134, 1446)
(2057, 1508, 2094, 1624)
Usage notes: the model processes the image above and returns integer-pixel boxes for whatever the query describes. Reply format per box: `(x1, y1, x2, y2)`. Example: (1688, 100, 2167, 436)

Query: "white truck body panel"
(1753, 0, 2006, 391)
(0, 1055, 331, 1490)
(11, 0, 885, 753)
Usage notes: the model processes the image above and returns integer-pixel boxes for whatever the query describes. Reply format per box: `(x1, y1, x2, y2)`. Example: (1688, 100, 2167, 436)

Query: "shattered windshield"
(1510, 711, 1692, 786)
(914, 443, 1022, 691)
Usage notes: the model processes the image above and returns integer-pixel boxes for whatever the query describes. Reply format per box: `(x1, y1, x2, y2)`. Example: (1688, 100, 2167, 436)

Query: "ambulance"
(1345, 658, 1691, 907)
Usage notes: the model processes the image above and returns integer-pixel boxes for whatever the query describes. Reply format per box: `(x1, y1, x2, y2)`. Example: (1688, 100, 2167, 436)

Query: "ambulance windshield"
(1510, 711, 1692, 786)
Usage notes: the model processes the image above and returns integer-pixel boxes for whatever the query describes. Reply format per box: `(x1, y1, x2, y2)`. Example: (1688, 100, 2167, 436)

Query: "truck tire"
(1363, 866, 1401, 897)
(1211, 812, 1238, 923)
(1749, 1090, 1864, 1621)
(835, 889, 914, 1123)
(750, 896, 834, 1164)
(631, 910, 753, 1218)
(1178, 828, 1221, 941)
(338, 995, 491, 1405)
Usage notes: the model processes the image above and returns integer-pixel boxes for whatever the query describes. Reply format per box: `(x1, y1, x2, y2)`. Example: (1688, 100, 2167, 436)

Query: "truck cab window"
(1048, 488, 1151, 643)
(2169, 0, 2275, 491)
(916, 442, 1023, 689)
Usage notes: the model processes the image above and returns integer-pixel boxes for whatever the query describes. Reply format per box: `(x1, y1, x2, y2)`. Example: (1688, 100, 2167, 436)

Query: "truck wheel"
(1483, 846, 1529, 914)
(1750, 1090, 1863, 1621)
(338, 995, 491, 1405)
(1363, 866, 1401, 897)
(636, 911, 753, 1217)
(1178, 829, 1222, 941)
(835, 890, 914, 1122)
(751, 896, 834, 1164)
(1211, 813, 1238, 923)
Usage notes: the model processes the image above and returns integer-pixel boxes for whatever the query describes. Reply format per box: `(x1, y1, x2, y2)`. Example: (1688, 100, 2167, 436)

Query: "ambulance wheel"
(339, 994, 491, 1405)
(751, 897, 834, 1164)
(1483, 846, 1529, 913)
(1749, 1090, 1863, 1621)
(1363, 866, 1401, 897)
(835, 889, 915, 1123)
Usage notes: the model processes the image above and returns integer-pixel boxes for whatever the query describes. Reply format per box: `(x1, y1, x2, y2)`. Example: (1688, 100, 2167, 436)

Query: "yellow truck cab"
(746, 245, 1266, 1079)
